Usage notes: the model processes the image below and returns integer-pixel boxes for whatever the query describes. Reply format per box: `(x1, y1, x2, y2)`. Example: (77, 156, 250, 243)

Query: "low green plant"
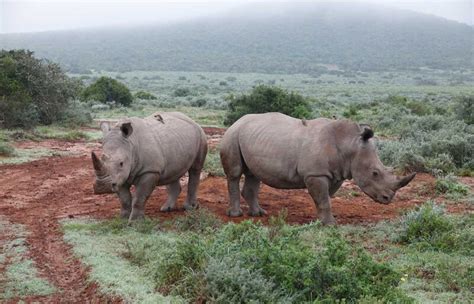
(0, 142, 16, 157)
(435, 175, 469, 198)
(398, 202, 472, 253)
(172, 208, 222, 233)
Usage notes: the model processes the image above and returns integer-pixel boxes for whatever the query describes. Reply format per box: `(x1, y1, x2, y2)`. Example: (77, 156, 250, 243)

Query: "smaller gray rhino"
(92, 112, 207, 222)
(220, 113, 415, 225)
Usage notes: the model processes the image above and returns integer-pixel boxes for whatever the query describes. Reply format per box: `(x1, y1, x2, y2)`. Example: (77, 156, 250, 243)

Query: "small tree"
(134, 90, 157, 100)
(81, 76, 133, 106)
(0, 49, 81, 128)
(455, 95, 474, 125)
(224, 85, 312, 126)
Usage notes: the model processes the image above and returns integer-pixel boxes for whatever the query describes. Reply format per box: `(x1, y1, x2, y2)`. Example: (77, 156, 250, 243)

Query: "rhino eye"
(119, 162, 123, 167)
(372, 171, 379, 177)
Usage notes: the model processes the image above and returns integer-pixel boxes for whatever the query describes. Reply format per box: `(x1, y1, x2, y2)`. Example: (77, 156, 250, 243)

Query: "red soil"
(0, 129, 472, 302)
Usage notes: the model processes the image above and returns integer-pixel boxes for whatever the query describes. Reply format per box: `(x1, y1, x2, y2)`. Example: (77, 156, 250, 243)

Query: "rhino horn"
(394, 173, 416, 190)
(91, 151, 104, 173)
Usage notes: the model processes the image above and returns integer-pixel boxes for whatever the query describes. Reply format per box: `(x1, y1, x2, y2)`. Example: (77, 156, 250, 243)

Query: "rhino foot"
(160, 205, 176, 212)
(227, 208, 243, 217)
(248, 207, 267, 217)
(120, 209, 131, 219)
(184, 203, 199, 211)
(320, 215, 336, 226)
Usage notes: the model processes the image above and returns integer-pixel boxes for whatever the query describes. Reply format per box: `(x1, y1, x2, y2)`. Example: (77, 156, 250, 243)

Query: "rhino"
(219, 113, 415, 225)
(91, 112, 207, 222)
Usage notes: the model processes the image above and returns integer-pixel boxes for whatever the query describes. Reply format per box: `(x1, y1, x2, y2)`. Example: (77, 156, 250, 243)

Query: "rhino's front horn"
(91, 152, 104, 173)
(395, 173, 416, 190)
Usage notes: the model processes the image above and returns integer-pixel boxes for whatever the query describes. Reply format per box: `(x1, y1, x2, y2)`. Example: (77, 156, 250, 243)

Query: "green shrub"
(150, 220, 409, 303)
(81, 76, 133, 106)
(0, 50, 81, 128)
(224, 85, 312, 126)
(455, 95, 474, 125)
(134, 91, 157, 100)
(173, 88, 191, 97)
(172, 208, 222, 233)
(204, 149, 225, 176)
(397, 202, 473, 253)
(190, 98, 207, 107)
(0, 142, 16, 157)
(435, 175, 469, 197)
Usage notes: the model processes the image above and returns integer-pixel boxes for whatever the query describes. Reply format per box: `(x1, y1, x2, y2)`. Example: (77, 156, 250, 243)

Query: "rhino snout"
(376, 191, 395, 204)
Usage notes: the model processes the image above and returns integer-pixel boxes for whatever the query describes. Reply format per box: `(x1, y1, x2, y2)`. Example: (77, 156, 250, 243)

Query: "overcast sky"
(1, 0, 472, 34)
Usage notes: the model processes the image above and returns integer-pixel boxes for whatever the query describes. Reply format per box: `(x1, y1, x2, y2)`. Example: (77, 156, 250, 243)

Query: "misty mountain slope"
(1, 3, 472, 73)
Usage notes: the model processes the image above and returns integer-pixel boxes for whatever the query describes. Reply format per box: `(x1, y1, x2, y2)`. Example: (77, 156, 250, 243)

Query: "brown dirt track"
(0, 129, 472, 302)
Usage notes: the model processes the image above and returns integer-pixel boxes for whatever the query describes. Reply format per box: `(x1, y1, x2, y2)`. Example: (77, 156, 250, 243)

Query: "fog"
(1, 0, 472, 34)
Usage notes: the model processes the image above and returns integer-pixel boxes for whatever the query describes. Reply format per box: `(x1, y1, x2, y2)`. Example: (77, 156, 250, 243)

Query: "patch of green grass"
(62, 218, 181, 303)
(35, 126, 90, 141)
(203, 148, 225, 177)
(171, 208, 222, 233)
(0, 147, 60, 165)
(0, 216, 56, 299)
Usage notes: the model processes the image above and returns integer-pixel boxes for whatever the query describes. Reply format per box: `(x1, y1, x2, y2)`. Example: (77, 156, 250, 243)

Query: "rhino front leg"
(242, 174, 266, 216)
(305, 176, 336, 225)
(117, 186, 132, 219)
(160, 180, 181, 212)
(183, 168, 201, 210)
(129, 173, 159, 222)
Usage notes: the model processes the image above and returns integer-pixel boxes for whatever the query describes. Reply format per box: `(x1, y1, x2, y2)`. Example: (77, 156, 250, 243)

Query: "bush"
(224, 85, 312, 126)
(455, 95, 474, 125)
(134, 91, 157, 100)
(397, 202, 473, 253)
(150, 220, 409, 302)
(0, 142, 16, 157)
(81, 76, 133, 106)
(0, 50, 81, 128)
(435, 175, 469, 197)
(173, 88, 191, 97)
(190, 98, 207, 107)
(172, 208, 222, 233)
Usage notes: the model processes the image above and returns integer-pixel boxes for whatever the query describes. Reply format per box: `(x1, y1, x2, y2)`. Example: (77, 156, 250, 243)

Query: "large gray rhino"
(91, 112, 207, 222)
(220, 113, 415, 225)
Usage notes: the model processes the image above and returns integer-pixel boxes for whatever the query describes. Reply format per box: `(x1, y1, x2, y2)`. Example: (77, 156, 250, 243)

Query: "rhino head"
(91, 121, 134, 193)
(350, 126, 415, 204)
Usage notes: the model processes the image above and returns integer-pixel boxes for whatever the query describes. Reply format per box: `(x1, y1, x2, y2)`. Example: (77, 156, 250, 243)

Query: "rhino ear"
(360, 125, 374, 141)
(120, 122, 133, 138)
(100, 121, 111, 136)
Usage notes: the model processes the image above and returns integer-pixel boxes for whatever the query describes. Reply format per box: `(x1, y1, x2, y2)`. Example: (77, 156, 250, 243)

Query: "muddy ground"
(0, 128, 472, 302)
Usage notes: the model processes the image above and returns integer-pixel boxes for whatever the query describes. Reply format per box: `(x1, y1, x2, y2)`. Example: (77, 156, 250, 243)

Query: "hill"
(1, 3, 472, 73)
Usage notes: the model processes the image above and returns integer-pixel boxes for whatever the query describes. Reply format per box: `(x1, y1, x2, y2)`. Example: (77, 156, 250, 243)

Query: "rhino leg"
(160, 180, 181, 212)
(241, 174, 266, 216)
(329, 180, 344, 198)
(305, 176, 336, 225)
(117, 186, 132, 219)
(184, 168, 201, 210)
(129, 173, 159, 222)
(226, 177, 243, 217)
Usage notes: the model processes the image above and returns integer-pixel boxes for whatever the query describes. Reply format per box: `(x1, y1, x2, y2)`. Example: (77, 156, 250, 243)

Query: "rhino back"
(129, 113, 204, 184)
(229, 113, 357, 188)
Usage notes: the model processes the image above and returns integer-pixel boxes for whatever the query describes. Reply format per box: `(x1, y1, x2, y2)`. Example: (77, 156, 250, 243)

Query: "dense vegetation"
(1, 3, 472, 73)
(0, 50, 87, 128)
(81, 76, 133, 106)
(224, 85, 312, 126)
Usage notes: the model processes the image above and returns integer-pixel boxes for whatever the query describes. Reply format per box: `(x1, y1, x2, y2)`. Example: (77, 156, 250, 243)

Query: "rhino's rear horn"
(396, 173, 416, 190)
(91, 151, 104, 172)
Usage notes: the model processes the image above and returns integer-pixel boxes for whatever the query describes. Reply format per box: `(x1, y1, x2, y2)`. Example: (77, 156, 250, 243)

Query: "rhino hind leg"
(160, 180, 181, 212)
(184, 168, 201, 210)
(241, 174, 266, 216)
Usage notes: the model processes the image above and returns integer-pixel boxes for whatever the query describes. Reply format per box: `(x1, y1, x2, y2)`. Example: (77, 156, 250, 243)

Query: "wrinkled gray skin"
(92, 112, 207, 222)
(220, 113, 416, 225)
